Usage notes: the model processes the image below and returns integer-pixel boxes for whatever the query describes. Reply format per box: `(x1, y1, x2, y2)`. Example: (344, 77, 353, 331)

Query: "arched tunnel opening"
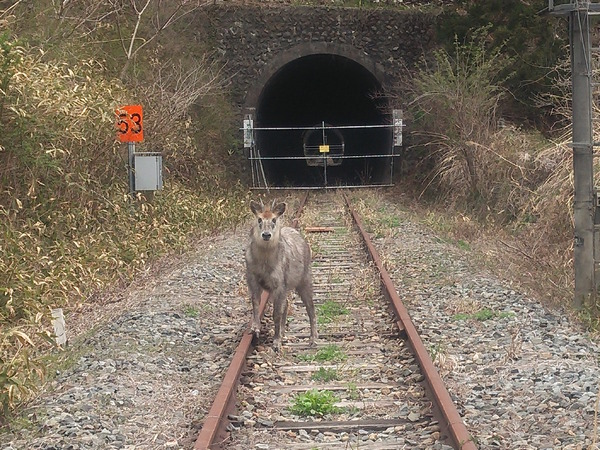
(252, 53, 393, 188)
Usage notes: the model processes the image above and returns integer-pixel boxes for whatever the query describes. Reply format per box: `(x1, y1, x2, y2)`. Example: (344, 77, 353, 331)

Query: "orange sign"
(116, 105, 144, 142)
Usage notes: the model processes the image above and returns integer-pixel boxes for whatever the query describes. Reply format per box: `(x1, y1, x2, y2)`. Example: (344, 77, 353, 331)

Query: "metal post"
(393, 109, 403, 185)
(322, 121, 328, 187)
(128, 142, 135, 198)
(570, 5, 595, 309)
(250, 145, 257, 188)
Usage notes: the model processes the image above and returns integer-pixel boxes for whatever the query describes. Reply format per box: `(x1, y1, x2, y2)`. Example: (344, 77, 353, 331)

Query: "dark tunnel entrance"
(250, 53, 394, 188)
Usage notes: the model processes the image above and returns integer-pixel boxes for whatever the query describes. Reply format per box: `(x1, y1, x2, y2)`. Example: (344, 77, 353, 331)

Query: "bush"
(405, 26, 513, 203)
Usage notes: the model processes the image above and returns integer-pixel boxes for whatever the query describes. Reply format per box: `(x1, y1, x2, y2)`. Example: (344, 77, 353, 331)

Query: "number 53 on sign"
(115, 105, 144, 142)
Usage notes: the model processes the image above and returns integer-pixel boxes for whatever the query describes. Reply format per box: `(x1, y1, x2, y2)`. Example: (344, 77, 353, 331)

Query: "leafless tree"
(48, 0, 119, 39)
(112, 0, 211, 79)
(139, 55, 229, 139)
(13, 1, 210, 78)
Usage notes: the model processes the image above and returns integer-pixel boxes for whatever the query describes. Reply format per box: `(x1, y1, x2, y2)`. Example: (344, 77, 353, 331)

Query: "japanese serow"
(245, 200, 318, 351)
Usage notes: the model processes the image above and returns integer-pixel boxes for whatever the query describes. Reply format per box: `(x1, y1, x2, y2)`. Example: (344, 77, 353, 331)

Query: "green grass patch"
(346, 382, 360, 400)
(381, 215, 401, 228)
(452, 308, 513, 322)
(183, 305, 200, 318)
(318, 300, 349, 324)
(424, 213, 453, 234)
(456, 239, 471, 251)
(333, 226, 348, 235)
(289, 389, 342, 417)
(299, 344, 347, 363)
(311, 367, 340, 382)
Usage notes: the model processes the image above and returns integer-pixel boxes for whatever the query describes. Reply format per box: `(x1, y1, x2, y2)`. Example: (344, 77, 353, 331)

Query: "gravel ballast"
(1, 191, 599, 449)
(0, 231, 252, 450)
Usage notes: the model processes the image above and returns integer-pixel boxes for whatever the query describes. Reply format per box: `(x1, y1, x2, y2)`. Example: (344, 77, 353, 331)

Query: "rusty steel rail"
(342, 192, 476, 450)
(194, 192, 309, 450)
(193, 290, 268, 450)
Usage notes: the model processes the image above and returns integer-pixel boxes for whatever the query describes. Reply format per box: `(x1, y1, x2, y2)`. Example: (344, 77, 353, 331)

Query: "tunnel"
(248, 51, 394, 188)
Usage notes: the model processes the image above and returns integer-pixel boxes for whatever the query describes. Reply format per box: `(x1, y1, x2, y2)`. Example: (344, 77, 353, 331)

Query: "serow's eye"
(258, 218, 263, 225)
(272, 218, 277, 224)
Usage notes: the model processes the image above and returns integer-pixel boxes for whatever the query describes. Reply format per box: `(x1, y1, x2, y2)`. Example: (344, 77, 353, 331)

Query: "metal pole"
(322, 121, 328, 187)
(128, 142, 135, 198)
(393, 109, 403, 185)
(571, 5, 595, 309)
(250, 144, 257, 188)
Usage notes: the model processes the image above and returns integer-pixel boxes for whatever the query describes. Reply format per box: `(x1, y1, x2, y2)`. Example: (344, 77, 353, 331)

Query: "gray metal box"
(134, 153, 163, 191)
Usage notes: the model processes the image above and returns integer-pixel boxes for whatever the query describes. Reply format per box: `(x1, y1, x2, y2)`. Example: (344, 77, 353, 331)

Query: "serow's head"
(250, 200, 286, 242)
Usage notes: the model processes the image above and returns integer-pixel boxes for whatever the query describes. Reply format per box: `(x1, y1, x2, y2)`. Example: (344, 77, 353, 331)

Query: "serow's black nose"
(262, 232, 271, 241)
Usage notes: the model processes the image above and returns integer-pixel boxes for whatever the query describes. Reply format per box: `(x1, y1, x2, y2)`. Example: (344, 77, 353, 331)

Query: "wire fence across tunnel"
(243, 118, 403, 190)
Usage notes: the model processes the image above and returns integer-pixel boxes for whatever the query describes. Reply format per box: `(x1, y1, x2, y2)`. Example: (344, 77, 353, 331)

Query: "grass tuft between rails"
(311, 367, 340, 382)
(298, 344, 347, 363)
(289, 389, 342, 417)
(317, 300, 349, 324)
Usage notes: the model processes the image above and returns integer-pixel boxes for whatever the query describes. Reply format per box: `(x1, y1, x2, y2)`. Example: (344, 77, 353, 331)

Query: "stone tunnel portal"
(251, 53, 394, 188)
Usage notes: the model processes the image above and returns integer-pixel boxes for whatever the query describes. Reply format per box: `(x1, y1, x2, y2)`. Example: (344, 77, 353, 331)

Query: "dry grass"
(0, 34, 249, 417)
(444, 297, 481, 317)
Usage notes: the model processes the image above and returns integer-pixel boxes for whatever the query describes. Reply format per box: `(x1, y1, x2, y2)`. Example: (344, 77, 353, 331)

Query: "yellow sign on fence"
(319, 145, 330, 153)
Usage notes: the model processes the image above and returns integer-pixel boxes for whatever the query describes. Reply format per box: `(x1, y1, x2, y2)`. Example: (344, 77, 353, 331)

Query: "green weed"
(299, 344, 347, 363)
(183, 305, 199, 318)
(318, 300, 349, 324)
(311, 367, 340, 382)
(289, 389, 341, 417)
(452, 308, 513, 321)
(428, 342, 446, 363)
(381, 215, 401, 228)
(346, 382, 360, 400)
(456, 240, 470, 251)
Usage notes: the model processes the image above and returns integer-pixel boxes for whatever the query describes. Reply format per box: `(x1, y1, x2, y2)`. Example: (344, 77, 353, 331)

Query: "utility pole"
(549, 1, 600, 309)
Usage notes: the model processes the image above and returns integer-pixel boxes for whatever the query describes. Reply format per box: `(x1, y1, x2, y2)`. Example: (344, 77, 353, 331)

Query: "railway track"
(195, 191, 476, 450)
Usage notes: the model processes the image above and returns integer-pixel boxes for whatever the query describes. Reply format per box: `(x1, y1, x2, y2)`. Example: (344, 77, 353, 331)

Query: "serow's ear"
(272, 202, 286, 217)
(250, 200, 263, 216)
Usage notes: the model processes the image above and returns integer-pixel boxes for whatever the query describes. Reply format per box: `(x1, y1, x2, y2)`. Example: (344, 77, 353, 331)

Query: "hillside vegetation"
(393, 1, 595, 326)
(0, 1, 250, 418)
(0, 0, 595, 421)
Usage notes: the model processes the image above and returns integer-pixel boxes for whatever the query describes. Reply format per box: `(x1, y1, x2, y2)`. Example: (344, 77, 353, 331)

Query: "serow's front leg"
(272, 293, 288, 352)
(250, 290, 262, 338)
